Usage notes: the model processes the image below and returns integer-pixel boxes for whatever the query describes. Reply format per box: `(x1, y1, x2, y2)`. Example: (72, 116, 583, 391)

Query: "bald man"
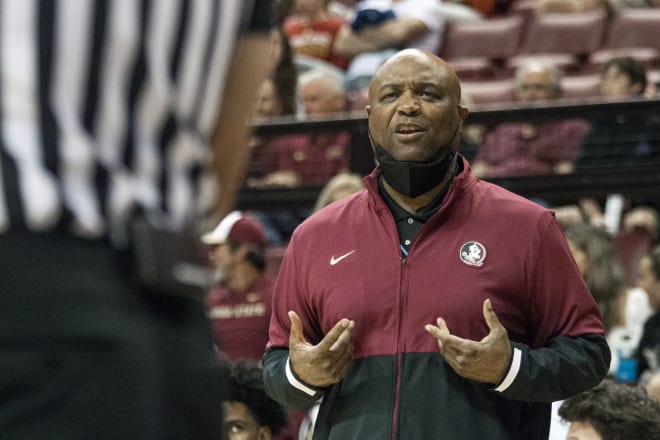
(263, 49, 609, 439)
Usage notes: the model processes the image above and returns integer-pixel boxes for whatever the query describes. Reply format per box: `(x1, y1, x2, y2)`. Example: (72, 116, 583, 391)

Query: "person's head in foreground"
(366, 48, 469, 200)
(558, 378, 660, 440)
(221, 359, 288, 440)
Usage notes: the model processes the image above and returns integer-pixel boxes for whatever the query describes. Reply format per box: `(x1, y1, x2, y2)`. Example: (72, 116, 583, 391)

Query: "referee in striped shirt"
(0, 1, 271, 438)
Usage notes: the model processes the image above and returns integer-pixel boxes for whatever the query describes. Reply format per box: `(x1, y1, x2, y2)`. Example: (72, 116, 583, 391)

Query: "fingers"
(425, 318, 454, 356)
(425, 317, 453, 342)
(321, 318, 354, 352)
(289, 310, 354, 354)
(329, 324, 353, 352)
(482, 298, 502, 331)
(425, 302, 512, 383)
(288, 310, 306, 347)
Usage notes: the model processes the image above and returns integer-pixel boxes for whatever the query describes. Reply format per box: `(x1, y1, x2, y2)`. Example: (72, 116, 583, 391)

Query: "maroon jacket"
(264, 157, 609, 439)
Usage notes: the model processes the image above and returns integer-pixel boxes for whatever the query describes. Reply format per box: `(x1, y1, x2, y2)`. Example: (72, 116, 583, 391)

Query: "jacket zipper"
(391, 256, 407, 440)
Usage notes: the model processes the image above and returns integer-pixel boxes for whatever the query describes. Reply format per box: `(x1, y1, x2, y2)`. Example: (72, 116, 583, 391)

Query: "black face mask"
(371, 125, 459, 198)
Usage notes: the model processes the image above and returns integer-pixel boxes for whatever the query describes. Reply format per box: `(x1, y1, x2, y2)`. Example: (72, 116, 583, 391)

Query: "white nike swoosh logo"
(330, 250, 355, 266)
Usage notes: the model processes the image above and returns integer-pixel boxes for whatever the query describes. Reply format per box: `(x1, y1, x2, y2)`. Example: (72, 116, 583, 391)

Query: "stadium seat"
(461, 79, 516, 105)
(562, 74, 601, 100)
(507, 10, 608, 74)
(589, 9, 660, 69)
(440, 16, 524, 80)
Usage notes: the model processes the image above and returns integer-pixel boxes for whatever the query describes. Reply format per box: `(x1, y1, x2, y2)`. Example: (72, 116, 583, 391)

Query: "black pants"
(0, 233, 223, 440)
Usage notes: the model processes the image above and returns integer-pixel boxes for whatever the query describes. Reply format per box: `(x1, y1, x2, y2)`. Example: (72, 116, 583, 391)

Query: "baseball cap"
(200, 211, 266, 250)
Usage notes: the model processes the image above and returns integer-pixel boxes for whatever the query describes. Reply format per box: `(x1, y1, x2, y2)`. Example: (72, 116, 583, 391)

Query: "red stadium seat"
(440, 16, 524, 80)
(507, 10, 608, 74)
(461, 79, 516, 105)
(562, 74, 601, 100)
(589, 9, 660, 69)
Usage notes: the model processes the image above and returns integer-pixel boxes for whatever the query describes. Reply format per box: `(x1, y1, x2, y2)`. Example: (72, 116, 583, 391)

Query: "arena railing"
(238, 97, 660, 212)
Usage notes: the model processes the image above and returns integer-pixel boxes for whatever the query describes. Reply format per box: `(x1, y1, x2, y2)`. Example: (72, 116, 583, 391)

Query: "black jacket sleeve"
(262, 348, 326, 411)
(498, 334, 610, 402)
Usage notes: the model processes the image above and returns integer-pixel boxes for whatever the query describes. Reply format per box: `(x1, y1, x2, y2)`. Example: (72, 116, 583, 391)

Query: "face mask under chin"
(374, 145, 456, 197)
(371, 124, 460, 198)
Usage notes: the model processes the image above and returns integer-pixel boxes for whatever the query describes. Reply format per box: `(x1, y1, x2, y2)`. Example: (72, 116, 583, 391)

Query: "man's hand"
(520, 123, 538, 139)
(288, 310, 355, 388)
(424, 299, 511, 384)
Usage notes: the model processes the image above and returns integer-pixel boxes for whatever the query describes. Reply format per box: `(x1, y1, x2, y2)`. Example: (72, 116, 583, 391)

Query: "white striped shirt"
(0, 0, 266, 242)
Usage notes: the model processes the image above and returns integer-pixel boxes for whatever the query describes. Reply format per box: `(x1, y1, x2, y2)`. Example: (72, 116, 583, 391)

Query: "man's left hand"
(424, 299, 512, 384)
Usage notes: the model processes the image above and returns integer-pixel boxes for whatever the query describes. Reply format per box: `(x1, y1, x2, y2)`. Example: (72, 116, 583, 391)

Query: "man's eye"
(420, 91, 440, 100)
(380, 92, 398, 101)
(227, 422, 245, 433)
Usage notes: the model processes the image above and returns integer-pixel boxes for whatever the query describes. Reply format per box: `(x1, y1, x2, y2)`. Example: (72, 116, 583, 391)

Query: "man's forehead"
(374, 63, 447, 87)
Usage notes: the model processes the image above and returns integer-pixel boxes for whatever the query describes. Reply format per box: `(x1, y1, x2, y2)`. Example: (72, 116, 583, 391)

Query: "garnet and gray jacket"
(264, 158, 610, 439)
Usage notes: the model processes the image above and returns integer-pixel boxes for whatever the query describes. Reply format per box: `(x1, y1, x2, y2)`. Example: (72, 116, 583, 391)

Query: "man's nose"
(397, 92, 421, 115)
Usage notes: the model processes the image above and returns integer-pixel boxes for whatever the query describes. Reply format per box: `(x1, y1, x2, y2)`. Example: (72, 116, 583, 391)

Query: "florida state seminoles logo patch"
(459, 241, 487, 267)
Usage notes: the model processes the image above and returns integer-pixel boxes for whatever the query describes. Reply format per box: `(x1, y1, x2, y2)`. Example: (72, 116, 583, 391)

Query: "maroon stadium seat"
(461, 79, 516, 105)
(589, 9, 660, 69)
(441, 16, 524, 80)
(507, 10, 608, 74)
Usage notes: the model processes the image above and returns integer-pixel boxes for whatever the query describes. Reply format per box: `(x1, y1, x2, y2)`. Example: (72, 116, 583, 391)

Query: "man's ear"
(458, 105, 469, 123)
(257, 425, 272, 440)
(365, 105, 371, 117)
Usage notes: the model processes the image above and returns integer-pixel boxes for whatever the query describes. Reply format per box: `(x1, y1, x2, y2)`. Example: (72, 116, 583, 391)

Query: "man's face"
(600, 66, 641, 97)
(566, 420, 602, 440)
(516, 68, 559, 102)
(208, 243, 236, 281)
(366, 51, 467, 163)
(301, 79, 344, 115)
(223, 401, 271, 440)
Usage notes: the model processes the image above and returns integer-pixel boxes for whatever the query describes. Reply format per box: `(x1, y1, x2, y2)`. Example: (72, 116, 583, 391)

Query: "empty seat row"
(461, 73, 602, 106)
(440, 8, 660, 80)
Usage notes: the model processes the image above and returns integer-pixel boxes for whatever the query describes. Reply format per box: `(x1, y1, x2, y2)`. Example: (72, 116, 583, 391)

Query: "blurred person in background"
(636, 245, 660, 381)
(312, 172, 365, 212)
(283, 0, 352, 71)
(472, 60, 590, 178)
(576, 56, 660, 170)
(202, 212, 273, 362)
(558, 378, 660, 439)
(333, 0, 478, 93)
(222, 359, 289, 440)
(622, 206, 659, 242)
(247, 25, 299, 187)
(564, 224, 652, 374)
(255, 68, 350, 189)
(250, 68, 351, 244)
(0, 1, 271, 438)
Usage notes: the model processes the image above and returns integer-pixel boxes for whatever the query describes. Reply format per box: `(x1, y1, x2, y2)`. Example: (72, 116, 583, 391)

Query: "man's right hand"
(288, 310, 354, 388)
